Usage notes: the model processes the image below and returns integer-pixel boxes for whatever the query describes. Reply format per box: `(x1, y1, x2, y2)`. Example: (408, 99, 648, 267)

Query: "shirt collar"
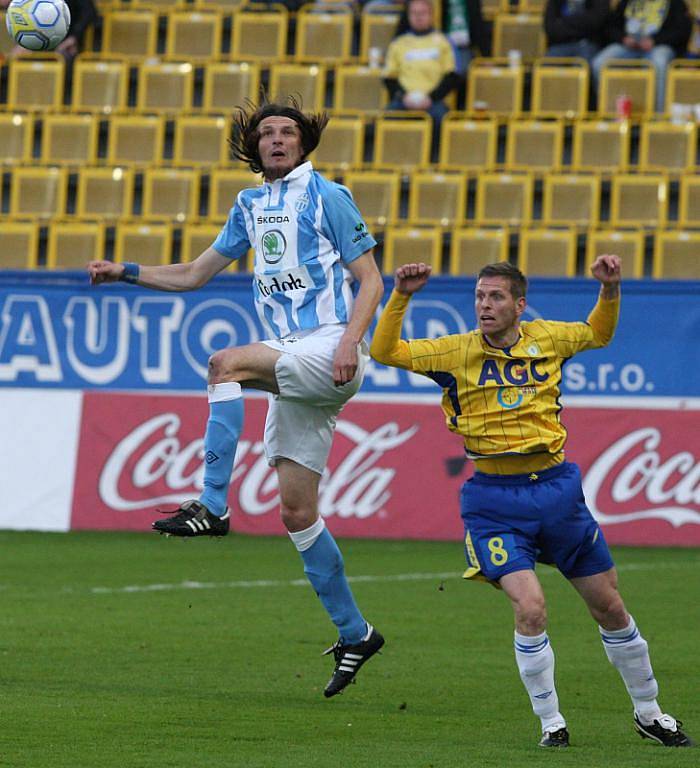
(282, 161, 313, 182)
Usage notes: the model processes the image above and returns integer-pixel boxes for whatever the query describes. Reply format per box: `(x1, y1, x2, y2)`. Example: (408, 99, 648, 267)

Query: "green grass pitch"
(0, 531, 697, 768)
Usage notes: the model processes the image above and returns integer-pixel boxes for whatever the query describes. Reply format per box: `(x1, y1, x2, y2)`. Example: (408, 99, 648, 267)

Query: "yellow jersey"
(371, 290, 620, 473)
(384, 32, 456, 96)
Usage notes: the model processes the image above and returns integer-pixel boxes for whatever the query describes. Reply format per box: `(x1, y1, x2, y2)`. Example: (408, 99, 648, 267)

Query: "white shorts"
(261, 324, 368, 475)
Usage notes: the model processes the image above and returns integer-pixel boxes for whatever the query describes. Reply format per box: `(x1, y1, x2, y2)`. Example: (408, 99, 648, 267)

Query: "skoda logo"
(261, 230, 286, 264)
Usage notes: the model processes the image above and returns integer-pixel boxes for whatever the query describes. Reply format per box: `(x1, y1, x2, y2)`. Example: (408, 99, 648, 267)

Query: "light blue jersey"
(213, 162, 376, 340)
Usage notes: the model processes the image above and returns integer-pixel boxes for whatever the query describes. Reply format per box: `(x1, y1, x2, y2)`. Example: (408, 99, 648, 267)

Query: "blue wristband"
(120, 262, 140, 284)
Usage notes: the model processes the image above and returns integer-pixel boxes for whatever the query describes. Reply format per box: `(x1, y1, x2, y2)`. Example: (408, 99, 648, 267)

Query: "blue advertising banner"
(1, 271, 698, 397)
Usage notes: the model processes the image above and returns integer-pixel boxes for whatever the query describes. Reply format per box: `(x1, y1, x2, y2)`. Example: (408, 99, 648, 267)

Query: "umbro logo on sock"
(205, 451, 220, 464)
(534, 690, 553, 699)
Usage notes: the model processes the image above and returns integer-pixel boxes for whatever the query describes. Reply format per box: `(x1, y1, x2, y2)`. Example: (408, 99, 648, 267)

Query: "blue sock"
(294, 524, 367, 644)
(199, 383, 243, 517)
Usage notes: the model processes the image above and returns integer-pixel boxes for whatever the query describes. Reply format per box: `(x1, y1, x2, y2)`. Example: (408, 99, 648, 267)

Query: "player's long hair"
(229, 94, 329, 175)
(478, 262, 528, 299)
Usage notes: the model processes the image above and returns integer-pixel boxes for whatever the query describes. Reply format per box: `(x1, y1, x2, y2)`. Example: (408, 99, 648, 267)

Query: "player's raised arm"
(87, 247, 232, 292)
(586, 254, 621, 347)
(370, 263, 432, 368)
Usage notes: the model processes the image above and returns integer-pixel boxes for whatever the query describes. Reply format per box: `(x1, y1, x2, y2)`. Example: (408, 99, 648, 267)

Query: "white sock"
(288, 516, 326, 553)
(207, 381, 242, 403)
(514, 631, 565, 732)
(600, 616, 662, 724)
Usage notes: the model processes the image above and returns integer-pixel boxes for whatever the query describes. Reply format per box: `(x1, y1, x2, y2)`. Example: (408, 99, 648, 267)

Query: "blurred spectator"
(440, 0, 489, 73)
(543, 0, 608, 64)
(0, 0, 97, 60)
(383, 0, 460, 160)
(591, 0, 691, 112)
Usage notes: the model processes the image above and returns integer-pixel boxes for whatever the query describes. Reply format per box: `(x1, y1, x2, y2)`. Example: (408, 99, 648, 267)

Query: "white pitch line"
(88, 559, 699, 595)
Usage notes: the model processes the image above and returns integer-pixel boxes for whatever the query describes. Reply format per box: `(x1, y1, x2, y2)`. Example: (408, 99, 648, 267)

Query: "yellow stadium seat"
(572, 120, 630, 172)
(295, 5, 353, 63)
(492, 12, 545, 61)
(310, 115, 364, 170)
(542, 173, 600, 227)
(72, 57, 129, 113)
(7, 55, 64, 110)
(505, 119, 564, 171)
(359, 5, 402, 64)
(231, 5, 288, 61)
(76, 167, 134, 220)
(585, 229, 644, 278)
(408, 171, 467, 225)
(382, 226, 443, 273)
(518, 228, 577, 276)
(665, 59, 700, 114)
(40, 114, 98, 165)
(438, 114, 497, 171)
(202, 61, 261, 113)
(181, 223, 253, 270)
(208, 168, 262, 221)
(531, 57, 589, 118)
(374, 113, 431, 170)
(449, 227, 509, 275)
(481, 0, 508, 20)
(173, 116, 231, 167)
(0, 221, 39, 269)
(598, 59, 655, 118)
(609, 173, 668, 228)
(114, 222, 173, 266)
(343, 170, 400, 227)
(142, 168, 200, 222)
(0, 11, 15, 59)
(652, 230, 700, 279)
(0, 113, 34, 166)
(475, 172, 533, 226)
(136, 61, 194, 113)
(107, 115, 165, 166)
(10, 167, 67, 219)
(194, 0, 245, 8)
(268, 63, 326, 112)
(678, 174, 700, 228)
(638, 121, 696, 174)
(333, 65, 387, 114)
(101, 10, 158, 58)
(46, 221, 106, 269)
(165, 10, 223, 60)
(467, 58, 524, 116)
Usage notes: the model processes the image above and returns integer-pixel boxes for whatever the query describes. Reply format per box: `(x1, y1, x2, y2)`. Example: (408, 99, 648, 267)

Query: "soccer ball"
(5, 0, 71, 51)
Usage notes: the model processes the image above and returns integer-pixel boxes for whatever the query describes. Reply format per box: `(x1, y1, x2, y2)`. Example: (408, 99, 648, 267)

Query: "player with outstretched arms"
(370, 256, 693, 748)
(87, 97, 386, 698)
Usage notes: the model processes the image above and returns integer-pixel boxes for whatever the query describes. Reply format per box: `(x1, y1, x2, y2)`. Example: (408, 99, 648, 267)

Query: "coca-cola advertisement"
(71, 392, 466, 540)
(70, 392, 700, 545)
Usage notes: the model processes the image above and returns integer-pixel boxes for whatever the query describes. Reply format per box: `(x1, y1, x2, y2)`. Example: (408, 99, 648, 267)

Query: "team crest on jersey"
(497, 387, 523, 409)
(261, 230, 287, 264)
(295, 193, 310, 213)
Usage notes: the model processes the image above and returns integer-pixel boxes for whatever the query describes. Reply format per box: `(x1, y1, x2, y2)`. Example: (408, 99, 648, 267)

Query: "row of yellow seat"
(2, 53, 699, 118)
(2, 218, 698, 279)
(4, 164, 700, 228)
(0, 5, 548, 64)
(2, 110, 698, 175)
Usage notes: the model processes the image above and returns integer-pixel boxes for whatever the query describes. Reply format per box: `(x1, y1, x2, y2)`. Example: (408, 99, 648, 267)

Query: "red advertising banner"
(71, 393, 700, 546)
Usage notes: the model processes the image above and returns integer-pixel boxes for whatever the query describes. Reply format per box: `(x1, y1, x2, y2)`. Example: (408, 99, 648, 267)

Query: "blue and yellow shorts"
(460, 462, 614, 583)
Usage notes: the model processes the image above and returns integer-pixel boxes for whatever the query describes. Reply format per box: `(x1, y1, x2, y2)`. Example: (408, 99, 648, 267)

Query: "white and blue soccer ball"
(5, 0, 71, 51)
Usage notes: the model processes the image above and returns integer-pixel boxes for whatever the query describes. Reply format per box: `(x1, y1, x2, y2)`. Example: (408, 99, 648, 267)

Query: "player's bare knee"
(596, 594, 628, 629)
(514, 598, 547, 634)
(207, 349, 239, 385)
(280, 502, 316, 532)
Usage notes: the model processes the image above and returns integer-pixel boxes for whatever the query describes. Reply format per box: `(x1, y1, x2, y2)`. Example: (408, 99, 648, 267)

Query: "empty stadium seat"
(46, 221, 106, 269)
(382, 226, 443, 273)
(114, 222, 173, 266)
(449, 227, 509, 275)
(518, 228, 577, 276)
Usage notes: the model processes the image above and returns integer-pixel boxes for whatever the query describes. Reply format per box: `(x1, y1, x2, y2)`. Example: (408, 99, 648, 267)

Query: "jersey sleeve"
(407, 335, 464, 375)
(321, 184, 377, 264)
(544, 295, 620, 358)
(211, 199, 251, 261)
